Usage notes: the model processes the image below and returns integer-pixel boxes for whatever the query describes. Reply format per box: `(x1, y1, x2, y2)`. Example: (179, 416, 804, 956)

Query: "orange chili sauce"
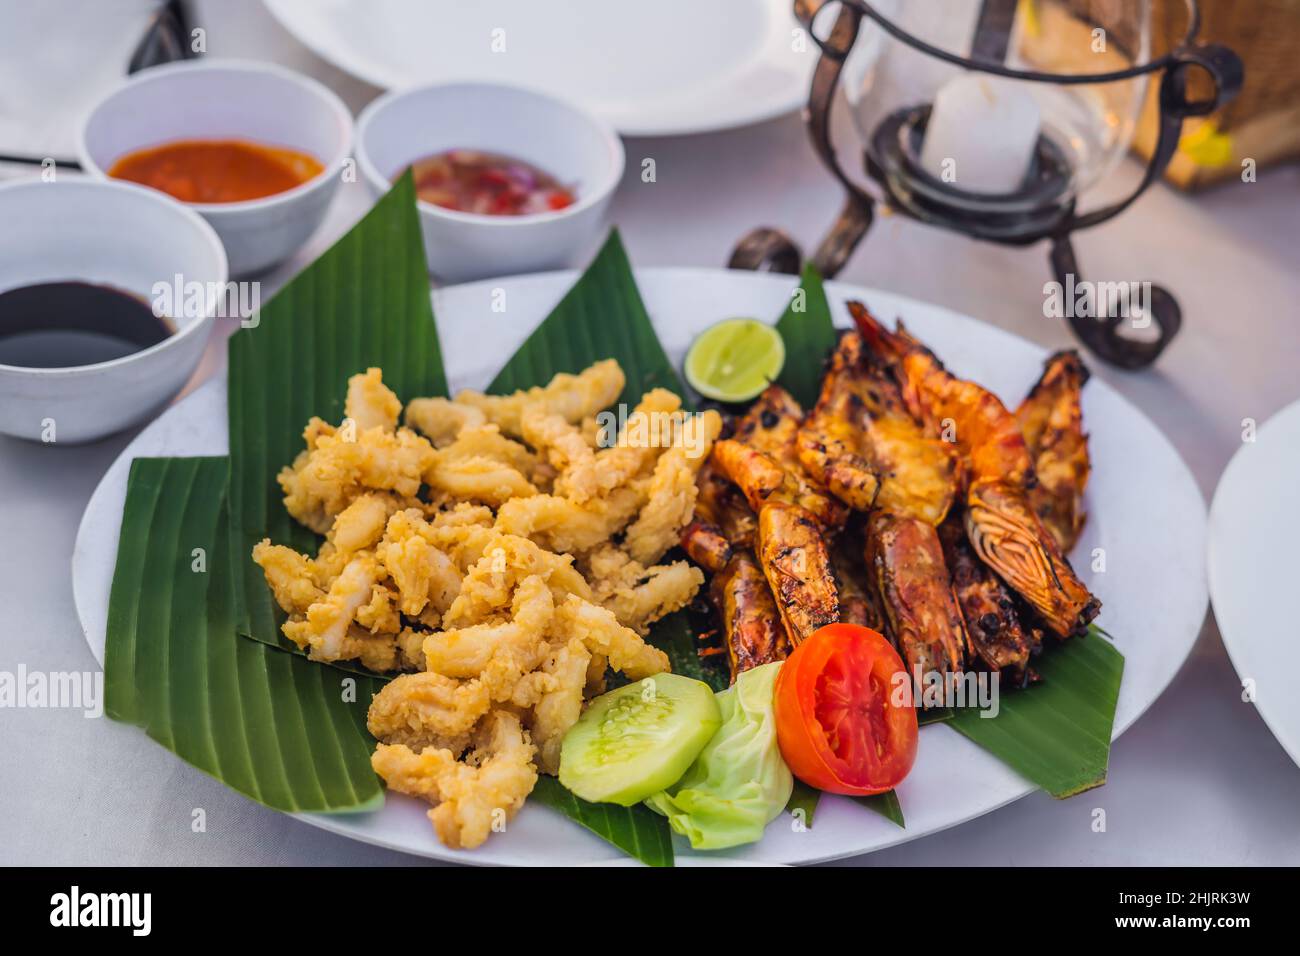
(107, 139, 325, 204)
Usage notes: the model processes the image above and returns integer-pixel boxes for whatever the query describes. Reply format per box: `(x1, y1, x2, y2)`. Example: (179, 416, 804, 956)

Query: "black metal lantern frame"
(732, 0, 1243, 368)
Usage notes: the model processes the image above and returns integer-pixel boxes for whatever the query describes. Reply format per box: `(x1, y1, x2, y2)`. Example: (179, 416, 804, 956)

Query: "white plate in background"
(262, 0, 817, 136)
(74, 268, 1209, 865)
(1208, 398, 1300, 770)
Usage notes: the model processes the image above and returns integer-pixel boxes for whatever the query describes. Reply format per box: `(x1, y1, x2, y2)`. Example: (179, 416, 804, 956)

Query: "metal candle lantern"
(733, 0, 1242, 368)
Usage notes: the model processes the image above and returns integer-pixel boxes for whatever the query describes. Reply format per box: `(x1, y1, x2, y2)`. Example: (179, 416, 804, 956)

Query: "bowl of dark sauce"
(0, 178, 227, 444)
(0, 282, 173, 369)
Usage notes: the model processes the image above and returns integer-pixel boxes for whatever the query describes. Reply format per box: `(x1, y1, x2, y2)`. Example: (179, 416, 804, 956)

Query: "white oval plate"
(1208, 397, 1300, 770)
(74, 268, 1208, 865)
(262, 0, 817, 137)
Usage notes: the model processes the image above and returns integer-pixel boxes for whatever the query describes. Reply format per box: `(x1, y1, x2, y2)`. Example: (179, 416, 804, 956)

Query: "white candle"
(919, 74, 1041, 194)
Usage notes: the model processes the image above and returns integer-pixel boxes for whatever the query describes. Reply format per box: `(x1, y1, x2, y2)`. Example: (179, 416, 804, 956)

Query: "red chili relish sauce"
(405, 150, 576, 216)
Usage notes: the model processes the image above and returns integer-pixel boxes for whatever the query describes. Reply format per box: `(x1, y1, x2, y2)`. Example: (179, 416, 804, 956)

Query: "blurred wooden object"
(1133, 0, 1300, 189)
(1041, 0, 1298, 189)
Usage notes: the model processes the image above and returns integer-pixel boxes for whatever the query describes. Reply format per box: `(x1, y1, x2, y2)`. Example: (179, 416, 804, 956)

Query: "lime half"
(684, 318, 785, 403)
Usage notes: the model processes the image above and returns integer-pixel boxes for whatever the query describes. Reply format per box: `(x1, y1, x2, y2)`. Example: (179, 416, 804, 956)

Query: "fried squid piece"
(756, 500, 839, 645)
(455, 359, 625, 437)
(494, 486, 645, 555)
(938, 516, 1038, 681)
(376, 509, 463, 619)
(279, 553, 381, 662)
(371, 711, 537, 850)
(711, 550, 790, 680)
(799, 326, 958, 524)
(367, 671, 491, 755)
(252, 540, 324, 614)
(591, 387, 683, 486)
(423, 424, 539, 507)
(853, 303, 1100, 638)
(423, 574, 556, 701)
(555, 594, 671, 680)
(582, 544, 703, 635)
(526, 637, 591, 774)
(278, 418, 436, 534)
(442, 534, 591, 627)
(624, 409, 722, 564)
(1015, 350, 1091, 553)
(345, 367, 402, 432)
(403, 396, 488, 447)
(865, 512, 965, 681)
(521, 404, 604, 502)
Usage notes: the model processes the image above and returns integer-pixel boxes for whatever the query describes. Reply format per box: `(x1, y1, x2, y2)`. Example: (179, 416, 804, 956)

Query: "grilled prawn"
(681, 457, 756, 573)
(939, 515, 1040, 682)
(756, 500, 839, 644)
(852, 302, 1100, 638)
(1016, 350, 1091, 553)
(865, 511, 966, 680)
(831, 531, 884, 631)
(965, 478, 1099, 637)
(714, 385, 849, 530)
(711, 550, 791, 680)
(798, 329, 959, 524)
(710, 396, 844, 646)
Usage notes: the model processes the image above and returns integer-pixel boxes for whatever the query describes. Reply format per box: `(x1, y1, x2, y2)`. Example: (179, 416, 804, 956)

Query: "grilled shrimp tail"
(711, 550, 791, 681)
(681, 519, 733, 574)
(800, 326, 959, 524)
(965, 478, 1100, 638)
(756, 500, 839, 645)
(831, 531, 885, 631)
(1016, 349, 1091, 553)
(848, 300, 909, 367)
(939, 514, 1038, 681)
(865, 511, 966, 682)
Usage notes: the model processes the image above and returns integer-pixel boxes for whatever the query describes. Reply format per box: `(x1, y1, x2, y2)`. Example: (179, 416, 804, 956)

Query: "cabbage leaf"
(644, 662, 792, 849)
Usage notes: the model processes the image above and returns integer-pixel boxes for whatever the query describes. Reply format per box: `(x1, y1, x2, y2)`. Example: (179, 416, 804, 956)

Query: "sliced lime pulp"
(683, 318, 785, 403)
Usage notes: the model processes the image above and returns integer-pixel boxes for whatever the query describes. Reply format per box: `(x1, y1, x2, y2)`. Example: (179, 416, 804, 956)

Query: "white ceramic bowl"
(356, 82, 625, 283)
(0, 178, 228, 444)
(77, 59, 352, 277)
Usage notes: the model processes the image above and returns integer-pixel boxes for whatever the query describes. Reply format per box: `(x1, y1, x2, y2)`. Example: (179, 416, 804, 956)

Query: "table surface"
(2, 0, 1298, 867)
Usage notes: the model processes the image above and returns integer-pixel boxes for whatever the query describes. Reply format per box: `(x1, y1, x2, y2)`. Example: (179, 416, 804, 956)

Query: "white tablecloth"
(2, 0, 1298, 866)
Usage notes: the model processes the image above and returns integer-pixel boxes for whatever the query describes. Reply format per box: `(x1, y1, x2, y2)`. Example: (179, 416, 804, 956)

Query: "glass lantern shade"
(843, 0, 1163, 230)
(729, 0, 1241, 368)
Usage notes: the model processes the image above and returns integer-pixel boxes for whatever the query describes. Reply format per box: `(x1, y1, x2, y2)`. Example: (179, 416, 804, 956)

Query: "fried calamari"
(255, 362, 715, 849)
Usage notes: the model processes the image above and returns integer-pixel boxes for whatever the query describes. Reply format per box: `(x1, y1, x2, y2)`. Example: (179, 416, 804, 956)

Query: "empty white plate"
(263, 0, 818, 136)
(1209, 397, 1300, 770)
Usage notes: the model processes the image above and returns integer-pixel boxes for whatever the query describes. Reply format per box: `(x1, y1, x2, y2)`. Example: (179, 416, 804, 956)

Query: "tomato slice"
(774, 623, 918, 795)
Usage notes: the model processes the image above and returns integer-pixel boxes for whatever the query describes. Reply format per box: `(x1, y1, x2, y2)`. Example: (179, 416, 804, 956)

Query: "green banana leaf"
(853, 790, 905, 828)
(227, 173, 447, 652)
(785, 780, 905, 830)
(531, 776, 674, 867)
(949, 626, 1123, 797)
(487, 231, 687, 406)
(774, 263, 837, 409)
(105, 457, 385, 812)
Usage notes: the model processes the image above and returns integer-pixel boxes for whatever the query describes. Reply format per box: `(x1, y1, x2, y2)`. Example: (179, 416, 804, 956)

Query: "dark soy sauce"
(0, 281, 174, 368)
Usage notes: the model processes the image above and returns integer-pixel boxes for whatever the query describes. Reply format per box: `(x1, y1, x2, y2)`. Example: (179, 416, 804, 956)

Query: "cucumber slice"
(558, 673, 722, 806)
